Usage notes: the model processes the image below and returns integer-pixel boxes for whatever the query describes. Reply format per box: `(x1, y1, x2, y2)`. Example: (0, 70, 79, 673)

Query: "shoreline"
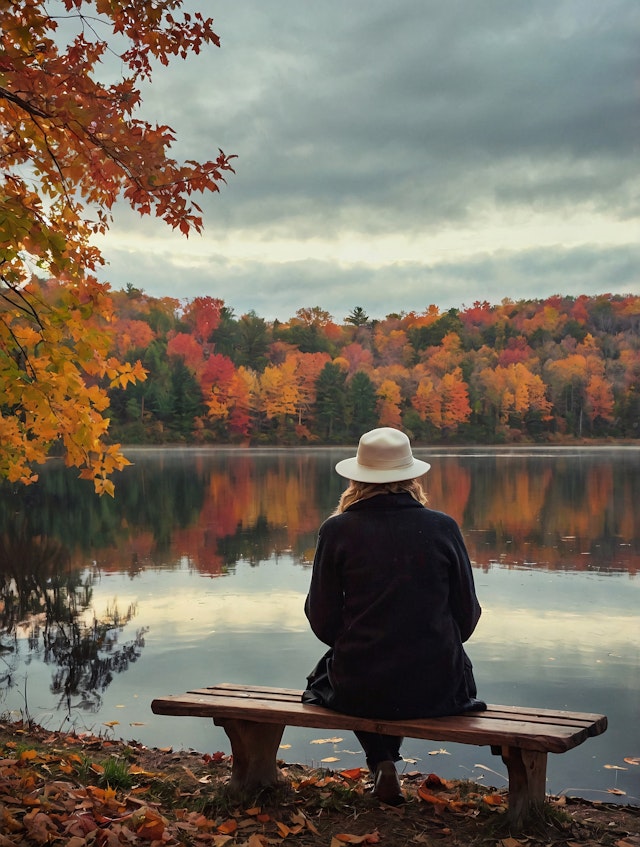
(0, 719, 637, 846)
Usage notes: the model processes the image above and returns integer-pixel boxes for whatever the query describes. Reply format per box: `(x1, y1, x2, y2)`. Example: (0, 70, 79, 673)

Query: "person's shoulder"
(420, 507, 460, 532)
(318, 512, 347, 534)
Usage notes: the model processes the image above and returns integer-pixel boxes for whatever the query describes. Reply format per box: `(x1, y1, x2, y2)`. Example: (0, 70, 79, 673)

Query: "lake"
(0, 446, 638, 805)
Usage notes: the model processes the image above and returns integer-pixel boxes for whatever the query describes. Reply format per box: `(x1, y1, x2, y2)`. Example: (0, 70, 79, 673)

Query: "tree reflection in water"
(0, 522, 146, 717)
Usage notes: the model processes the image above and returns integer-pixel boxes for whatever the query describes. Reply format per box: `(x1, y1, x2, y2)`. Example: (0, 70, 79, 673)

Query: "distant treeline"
(99, 290, 638, 445)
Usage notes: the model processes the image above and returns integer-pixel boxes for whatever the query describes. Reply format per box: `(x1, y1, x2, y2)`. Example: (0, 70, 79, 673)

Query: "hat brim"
(335, 456, 431, 483)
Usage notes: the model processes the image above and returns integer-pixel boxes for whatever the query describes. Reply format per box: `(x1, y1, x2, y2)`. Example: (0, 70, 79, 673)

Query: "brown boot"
(372, 760, 404, 805)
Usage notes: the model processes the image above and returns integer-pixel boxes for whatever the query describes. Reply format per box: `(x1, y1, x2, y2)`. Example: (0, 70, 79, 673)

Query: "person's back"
(307, 493, 481, 718)
(302, 428, 485, 804)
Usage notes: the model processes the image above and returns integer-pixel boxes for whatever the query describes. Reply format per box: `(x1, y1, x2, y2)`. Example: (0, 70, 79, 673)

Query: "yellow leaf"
(310, 737, 343, 744)
(103, 721, 120, 728)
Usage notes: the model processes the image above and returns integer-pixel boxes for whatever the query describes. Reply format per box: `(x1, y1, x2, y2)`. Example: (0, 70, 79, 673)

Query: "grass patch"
(100, 756, 134, 790)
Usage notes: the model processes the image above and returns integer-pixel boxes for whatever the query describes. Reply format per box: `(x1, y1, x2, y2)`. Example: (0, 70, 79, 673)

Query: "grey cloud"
(101, 242, 640, 322)
(96, 0, 639, 311)
(169, 0, 636, 236)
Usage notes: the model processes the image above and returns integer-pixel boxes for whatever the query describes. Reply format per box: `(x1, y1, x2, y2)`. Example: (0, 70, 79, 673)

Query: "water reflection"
(0, 522, 146, 715)
(0, 447, 637, 802)
(1, 447, 636, 578)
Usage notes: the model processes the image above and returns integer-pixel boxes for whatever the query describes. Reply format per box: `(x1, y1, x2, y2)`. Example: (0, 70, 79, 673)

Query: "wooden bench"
(151, 682, 607, 830)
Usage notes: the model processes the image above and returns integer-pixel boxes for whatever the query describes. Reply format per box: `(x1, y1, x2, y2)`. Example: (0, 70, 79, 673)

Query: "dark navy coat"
(303, 493, 483, 719)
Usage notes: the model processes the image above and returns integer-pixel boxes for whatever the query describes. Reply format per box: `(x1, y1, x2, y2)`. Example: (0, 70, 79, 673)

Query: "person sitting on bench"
(302, 427, 486, 805)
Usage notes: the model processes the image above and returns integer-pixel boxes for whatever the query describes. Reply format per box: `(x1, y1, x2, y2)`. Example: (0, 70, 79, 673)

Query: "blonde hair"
(334, 478, 428, 514)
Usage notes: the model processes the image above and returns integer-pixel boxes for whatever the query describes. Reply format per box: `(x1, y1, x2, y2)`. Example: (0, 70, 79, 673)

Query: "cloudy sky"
(96, 0, 639, 322)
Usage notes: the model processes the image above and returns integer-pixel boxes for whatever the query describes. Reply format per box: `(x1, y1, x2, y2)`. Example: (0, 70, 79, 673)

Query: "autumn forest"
(46, 285, 639, 447)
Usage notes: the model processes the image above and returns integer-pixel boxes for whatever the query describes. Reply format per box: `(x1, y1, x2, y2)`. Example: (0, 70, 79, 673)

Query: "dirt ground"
(0, 721, 638, 847)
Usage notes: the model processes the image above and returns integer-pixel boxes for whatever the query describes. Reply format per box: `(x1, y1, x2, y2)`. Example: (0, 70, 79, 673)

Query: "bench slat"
(202, 684, 607, 725)
(151, 687, 607, 754)
(171, 684, 607, 732)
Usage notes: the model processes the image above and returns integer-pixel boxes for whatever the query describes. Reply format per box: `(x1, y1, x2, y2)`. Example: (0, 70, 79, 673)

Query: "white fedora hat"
(335, 427, 430, 483)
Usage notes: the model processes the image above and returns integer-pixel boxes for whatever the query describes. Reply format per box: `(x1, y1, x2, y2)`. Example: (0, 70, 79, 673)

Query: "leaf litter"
(0, 720, 637, 847)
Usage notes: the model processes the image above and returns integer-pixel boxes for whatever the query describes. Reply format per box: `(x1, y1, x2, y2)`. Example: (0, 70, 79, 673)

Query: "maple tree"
(376, 377, 402, 428)
(0, 0, 234, 493)
(256, 358, 302, 428)
(478, 363, 551, 429)
(411, 376, 441, 427)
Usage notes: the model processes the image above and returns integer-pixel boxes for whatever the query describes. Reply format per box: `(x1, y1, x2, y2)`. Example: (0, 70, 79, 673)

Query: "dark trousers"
(354, 731, 403, 771)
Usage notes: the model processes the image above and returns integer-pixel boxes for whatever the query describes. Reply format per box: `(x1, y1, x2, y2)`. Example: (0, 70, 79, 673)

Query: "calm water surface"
(0, 447, 638, 804)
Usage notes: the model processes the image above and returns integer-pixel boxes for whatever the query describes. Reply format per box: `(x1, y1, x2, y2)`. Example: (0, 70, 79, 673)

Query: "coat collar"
(345, 492, 424, 512)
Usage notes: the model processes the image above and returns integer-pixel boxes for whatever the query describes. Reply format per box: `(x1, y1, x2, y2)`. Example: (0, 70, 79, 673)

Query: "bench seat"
(151, 682, 607, 830)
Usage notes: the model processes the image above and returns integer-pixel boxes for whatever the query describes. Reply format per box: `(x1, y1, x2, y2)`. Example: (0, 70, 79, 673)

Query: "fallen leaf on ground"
(417, 784, 449, 810)
(217, 818, 238, 834)
(423, 772, 451, 789)
(332, 831, 380, 845)
(482, 794, 505, 806)
(203, 751, 226, 763)
(339, 767, 365, 780)
(483, 793, 506, 806)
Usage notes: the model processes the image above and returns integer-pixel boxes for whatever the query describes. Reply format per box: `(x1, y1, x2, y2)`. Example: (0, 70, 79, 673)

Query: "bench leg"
(495, 746, 547, 831)
(215, 718, 287, 794)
